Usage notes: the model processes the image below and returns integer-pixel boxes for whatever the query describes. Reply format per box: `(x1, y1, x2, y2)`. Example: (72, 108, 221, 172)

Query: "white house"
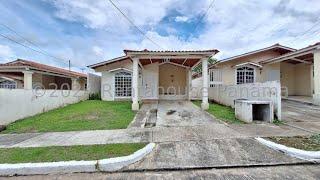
(88, 49, 219, 110)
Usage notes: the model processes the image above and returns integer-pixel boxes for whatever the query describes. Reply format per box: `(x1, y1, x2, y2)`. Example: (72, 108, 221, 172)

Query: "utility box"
(235, 99, 274, 123)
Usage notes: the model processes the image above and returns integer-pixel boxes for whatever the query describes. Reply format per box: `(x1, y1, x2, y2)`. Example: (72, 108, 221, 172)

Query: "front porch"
(126, 49, 219, 110)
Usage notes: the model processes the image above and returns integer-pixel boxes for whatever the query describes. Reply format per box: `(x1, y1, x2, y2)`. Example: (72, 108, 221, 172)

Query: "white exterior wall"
(0, 89, 89, 125)
(87, 73, 101, 94)
(101, 71, 115, 101)
(141, 63, 159, 100)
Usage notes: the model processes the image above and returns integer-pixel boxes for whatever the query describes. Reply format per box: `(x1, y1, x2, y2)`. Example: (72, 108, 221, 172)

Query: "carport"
(262, 42, 320, 105)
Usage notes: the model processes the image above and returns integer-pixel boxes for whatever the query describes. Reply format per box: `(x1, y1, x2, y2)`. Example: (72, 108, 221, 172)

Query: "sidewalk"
(0, 123, 313, 148)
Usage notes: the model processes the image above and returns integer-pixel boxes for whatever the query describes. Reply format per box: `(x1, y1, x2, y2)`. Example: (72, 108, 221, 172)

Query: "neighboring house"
(88, 49, 219, 110)
(0, 59, 87, 90)
(206, 42, 320, 105)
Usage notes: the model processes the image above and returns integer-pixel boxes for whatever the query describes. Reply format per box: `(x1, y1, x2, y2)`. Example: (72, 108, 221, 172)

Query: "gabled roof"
(233, 62, 263, 68)
(0, 59, 86, 78)
(261, 42, 320, 64)
(87, 56, 131, 69)
(209, 44, 296, 68)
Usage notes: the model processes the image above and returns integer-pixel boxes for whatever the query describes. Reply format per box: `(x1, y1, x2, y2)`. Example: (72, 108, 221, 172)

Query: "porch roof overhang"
(88, 49, 219, 69)
(124, 49, 219, 68)
(261, 42, 320, 65)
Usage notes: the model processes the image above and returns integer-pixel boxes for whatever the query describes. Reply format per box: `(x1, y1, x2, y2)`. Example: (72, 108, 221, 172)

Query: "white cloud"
(0, 45, 15, 62)
(47, 0, 173, 32)
(92, 46, 104, 57)
(175, 16, 189, 22)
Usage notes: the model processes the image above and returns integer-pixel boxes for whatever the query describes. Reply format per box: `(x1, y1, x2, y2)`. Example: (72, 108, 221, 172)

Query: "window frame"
(114, 71, 132, 98)
(235, 66, 256, 85)
(0, 80, 17, 89)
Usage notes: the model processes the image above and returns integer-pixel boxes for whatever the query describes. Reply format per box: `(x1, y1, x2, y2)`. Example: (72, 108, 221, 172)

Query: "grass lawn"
(0, 143, 146, 164)
(268, 134, 320, 151)
(2, 100, 135, 134)
(193, 101, 243, 124)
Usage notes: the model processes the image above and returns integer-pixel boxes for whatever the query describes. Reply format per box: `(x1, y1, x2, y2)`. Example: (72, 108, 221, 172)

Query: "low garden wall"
(0, 89, 89, 125)
(208, 81, 281, 119)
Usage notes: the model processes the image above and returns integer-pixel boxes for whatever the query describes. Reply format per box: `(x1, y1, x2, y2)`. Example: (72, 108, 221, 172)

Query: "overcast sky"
(0, 0, 319, 73)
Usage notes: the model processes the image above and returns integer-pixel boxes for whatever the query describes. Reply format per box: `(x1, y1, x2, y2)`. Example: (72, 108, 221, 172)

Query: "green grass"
(0, 143, 146, 164)
(2, 100, 135, 134)
(269, 134, 320, 151)
(273, 119, 284, 126)
(193, 101, 243, 124)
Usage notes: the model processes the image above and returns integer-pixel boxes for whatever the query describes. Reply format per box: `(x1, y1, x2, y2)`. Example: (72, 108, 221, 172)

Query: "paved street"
(5, 165, 320, 180)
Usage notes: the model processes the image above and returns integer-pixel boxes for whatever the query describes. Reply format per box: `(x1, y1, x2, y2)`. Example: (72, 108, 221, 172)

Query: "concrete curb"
(0, 143, 155, 176)
(98, 143, 155, 171)
(255, 137, 320, 162)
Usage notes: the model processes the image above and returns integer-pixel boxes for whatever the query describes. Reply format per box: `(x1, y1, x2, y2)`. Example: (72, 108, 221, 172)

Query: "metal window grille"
(236, 66, 254, 84)
(115, 71, 132, 97)
(0, 80, 17, 89)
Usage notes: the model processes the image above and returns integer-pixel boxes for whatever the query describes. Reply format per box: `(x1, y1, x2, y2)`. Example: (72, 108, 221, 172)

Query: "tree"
(192, 57, 218, 74)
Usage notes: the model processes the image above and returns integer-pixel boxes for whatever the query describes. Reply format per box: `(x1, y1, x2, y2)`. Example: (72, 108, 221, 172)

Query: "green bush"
(89, 92, 101, 100)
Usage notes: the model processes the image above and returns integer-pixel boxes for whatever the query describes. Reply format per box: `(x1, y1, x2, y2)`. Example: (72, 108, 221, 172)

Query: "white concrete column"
(313, 49, 320, 105)
(23, 71, 33, 90)
(71, 78, 81, 90)
(201, 58, 209, 110)
(187, 68, 192, 100)
(132, 57, 139, 110)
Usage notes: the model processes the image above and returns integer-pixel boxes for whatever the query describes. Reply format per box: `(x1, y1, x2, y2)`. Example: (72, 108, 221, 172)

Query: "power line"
(289, 18, 320, 43)
(108, 0, 164, 50)
(0, 23, 70, 64)
(194, 0, 216, 32)
(0, 24, 91, 71)
(0, 32, 69, 64)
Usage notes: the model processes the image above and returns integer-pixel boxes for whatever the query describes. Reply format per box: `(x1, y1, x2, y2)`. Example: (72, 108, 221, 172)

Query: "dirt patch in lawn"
(268, 134, 320, 151)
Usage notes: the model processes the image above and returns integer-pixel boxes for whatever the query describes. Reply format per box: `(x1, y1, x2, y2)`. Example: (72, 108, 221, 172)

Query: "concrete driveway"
(125, 138, 307, 171)
(156, 100, 219, 127)
(282, 100, 320, 133)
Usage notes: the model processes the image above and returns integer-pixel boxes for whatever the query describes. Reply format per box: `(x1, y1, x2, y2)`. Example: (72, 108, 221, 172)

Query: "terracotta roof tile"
(0, 59, 86, 78)
(123, 49, 219, 54)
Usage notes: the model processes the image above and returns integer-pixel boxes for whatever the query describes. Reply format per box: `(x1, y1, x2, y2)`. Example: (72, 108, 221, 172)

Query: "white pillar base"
(132, 102, 139, 111)
(313, 94, 320, 105)
(201, 102, 209, 110)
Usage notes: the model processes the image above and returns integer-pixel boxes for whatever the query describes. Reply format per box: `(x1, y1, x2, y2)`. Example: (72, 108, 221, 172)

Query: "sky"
(0, 0, 319, 73)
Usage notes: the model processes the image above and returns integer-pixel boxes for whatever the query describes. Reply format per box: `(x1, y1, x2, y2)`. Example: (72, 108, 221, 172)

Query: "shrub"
(89, 92, 101, 100)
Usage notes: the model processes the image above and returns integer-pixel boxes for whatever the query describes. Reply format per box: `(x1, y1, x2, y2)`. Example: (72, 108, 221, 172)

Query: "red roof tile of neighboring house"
(0, 59, 86, 78)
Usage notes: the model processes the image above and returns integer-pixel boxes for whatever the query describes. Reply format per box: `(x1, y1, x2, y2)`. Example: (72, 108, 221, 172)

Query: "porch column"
(23, 71, 33, 90)
(132, 57, 139, 110)
(187, 68, 192, 100)
(201, 58, 209, 110)
(313, 48, 320, 105)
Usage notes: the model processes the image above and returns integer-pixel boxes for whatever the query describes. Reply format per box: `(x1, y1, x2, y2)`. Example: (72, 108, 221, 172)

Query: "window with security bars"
(236, 66, 254, 84)
(115, 71, 132, 97)
(0, 80, 17, 89)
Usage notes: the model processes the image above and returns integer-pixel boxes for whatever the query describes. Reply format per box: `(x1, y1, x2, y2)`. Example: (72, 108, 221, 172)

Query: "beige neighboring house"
(88, 49, 219, 110)
(0, 59, 87, 90)
(206, 42, 320, 105)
